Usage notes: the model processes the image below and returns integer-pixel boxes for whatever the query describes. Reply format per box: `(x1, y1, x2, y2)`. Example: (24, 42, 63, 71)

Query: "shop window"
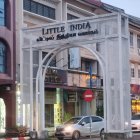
(0, 0, 6, 26)
(131, 68, 135, 78)
(0, 41, 6, 73)
(130, 32, 133, 47)
(23, 0, 56, 20)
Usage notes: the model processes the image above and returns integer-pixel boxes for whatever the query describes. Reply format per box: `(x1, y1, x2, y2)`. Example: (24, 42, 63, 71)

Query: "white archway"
(20, 13, 132, 137)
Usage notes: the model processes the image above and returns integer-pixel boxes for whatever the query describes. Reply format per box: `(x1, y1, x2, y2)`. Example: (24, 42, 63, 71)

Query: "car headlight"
(54, 127, 57, 131)
(136, 122, 140, 126)
(64, 126, 73, 132)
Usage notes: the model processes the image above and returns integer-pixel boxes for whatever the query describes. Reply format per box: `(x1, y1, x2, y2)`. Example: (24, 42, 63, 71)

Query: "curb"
(0, 137, 30, 140)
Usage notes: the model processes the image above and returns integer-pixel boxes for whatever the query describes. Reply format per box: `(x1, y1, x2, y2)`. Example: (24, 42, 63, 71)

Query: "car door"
(78, 116, 91, 136)
(91, 116, 104, 135)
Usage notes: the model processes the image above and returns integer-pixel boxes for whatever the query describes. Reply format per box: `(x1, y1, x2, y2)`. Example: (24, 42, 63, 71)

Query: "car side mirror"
(81, 122, 86, 126)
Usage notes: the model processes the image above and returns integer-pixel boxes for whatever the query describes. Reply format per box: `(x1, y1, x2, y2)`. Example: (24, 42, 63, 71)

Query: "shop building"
(0, 0, 16, 130)
(102, 1, 140, 115)
(129, 16, 140, 114)
(99, 2, 140, 115)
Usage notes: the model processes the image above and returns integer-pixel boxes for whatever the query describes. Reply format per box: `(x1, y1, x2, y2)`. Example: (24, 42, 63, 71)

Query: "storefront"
(131, 84, 140, 114)
(44, 67, 99, 129)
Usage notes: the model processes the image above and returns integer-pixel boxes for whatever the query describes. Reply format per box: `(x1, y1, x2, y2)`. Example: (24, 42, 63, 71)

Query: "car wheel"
(100, 129, 105, 140)
(72, 131, 80, 140)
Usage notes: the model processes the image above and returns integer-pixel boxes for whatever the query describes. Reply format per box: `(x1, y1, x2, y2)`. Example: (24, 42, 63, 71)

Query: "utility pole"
(89, 64, 92, 140)
(89, 64, 92, 89)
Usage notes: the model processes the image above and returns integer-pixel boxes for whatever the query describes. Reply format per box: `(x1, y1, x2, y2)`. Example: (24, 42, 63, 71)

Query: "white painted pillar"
(20, 30, 24, 126)
(30, 46, 33, 130)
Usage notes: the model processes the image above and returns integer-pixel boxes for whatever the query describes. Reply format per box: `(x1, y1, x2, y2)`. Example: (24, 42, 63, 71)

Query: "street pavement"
(50, 133, 140, 140)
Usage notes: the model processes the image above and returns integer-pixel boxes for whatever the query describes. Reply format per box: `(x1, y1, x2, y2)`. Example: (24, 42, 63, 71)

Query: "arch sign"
(20, 13, 132, 137)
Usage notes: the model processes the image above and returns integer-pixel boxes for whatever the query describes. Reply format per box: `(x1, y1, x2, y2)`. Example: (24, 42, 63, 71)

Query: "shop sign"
(83, 89, 94, 102)
(67, 93, 77, 102)
(54, 103, 63, 125)
(45, 68, 67, 85)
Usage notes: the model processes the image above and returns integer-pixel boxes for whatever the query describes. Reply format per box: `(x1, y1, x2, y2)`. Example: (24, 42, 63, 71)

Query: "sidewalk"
(0, 137, 30, 140)
(50, 134, 140, 140)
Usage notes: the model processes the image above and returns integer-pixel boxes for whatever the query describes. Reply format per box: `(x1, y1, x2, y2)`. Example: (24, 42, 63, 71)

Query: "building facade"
(128, 16, 140, 114)
(16, 0, 140, 132)
(0, 0, 16, 130)
(101, 0, 140, 116)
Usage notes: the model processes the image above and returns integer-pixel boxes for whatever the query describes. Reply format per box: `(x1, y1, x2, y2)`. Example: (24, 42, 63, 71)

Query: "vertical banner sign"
(54, 103, 63, 126)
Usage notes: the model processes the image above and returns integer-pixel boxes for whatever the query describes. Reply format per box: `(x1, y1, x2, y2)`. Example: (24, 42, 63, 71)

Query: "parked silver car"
(55, 115, 104, 140)
(131, 113, 140, 132)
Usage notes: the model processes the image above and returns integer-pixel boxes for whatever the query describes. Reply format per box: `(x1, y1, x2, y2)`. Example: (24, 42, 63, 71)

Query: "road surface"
(50, 133, 140, 140)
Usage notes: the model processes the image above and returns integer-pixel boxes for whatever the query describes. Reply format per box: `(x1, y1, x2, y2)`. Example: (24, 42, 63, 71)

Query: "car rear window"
(92, 116, 102, 122)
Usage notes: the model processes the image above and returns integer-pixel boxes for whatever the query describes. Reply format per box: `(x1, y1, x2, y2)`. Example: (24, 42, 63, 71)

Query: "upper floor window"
(137, 35, 140, 49)
(0, 41, 6, 73)
(23, 0, 55, 20)
(138, 69, 140, 79)
(131, 68, 135, 78)
(81, 58, 93, 72)
(67, 13, 78, 20)
(0, 0, 5, 26)
(42, 52, 56, 67)
(130, 32, 133, 47)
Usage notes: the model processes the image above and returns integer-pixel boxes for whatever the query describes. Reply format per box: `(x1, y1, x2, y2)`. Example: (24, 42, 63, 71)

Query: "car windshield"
(132, 114, 140, 120)
(64, 117, 82, 124)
